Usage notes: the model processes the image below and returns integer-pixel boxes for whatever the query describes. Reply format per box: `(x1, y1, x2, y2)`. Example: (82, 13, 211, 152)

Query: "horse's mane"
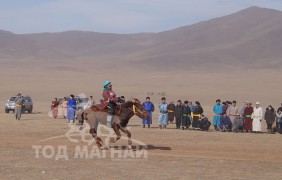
(121, 98, 141, 108)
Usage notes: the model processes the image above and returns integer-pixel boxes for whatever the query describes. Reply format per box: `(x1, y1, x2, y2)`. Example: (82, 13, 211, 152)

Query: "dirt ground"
(1, 103, 282, 180)
(0, 66, 282, 180)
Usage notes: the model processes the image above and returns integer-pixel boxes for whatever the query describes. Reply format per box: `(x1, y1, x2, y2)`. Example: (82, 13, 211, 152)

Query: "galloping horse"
(82, 98, 149, 149)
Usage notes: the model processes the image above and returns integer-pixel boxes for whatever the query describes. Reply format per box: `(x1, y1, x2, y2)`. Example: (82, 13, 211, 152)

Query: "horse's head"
(123, 98, 149, 120)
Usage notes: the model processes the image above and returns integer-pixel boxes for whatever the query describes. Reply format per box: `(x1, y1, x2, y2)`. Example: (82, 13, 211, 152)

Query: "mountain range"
(1, 6, 282, 71)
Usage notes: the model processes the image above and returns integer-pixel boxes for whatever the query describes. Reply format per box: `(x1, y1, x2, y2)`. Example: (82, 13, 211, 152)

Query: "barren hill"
(1, 6, 282, 71)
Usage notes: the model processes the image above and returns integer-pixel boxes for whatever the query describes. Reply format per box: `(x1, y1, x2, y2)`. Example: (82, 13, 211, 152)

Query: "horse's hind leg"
(120, 127, 132, 149)
(110, 123, 121, 143)
(78, 112, 84, 130)
(89, 128, 103, 148)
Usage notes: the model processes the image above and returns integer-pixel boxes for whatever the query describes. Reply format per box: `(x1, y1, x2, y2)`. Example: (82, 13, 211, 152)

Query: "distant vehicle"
(56, 96, 89, 111)
(5, 96, 33, 113)
(75, 96, 89, 110)
(158, 92, 166, 96)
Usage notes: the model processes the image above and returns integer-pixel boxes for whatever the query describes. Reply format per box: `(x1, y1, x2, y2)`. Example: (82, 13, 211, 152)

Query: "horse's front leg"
(120, 127, 132, 149)
(89, 128, 103, 149)
(110, 123, 121, 143)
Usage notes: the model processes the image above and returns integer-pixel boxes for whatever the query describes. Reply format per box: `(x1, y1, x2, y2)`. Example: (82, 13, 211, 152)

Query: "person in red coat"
(51, 98, 60, 119)
(97, 81, 121, 127)
(244, 103, 253, 132)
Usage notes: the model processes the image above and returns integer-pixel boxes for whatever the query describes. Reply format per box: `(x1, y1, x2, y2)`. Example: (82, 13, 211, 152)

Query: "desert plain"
(1, 6, 282, 180)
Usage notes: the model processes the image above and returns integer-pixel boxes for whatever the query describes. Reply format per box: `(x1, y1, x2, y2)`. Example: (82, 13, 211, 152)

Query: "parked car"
(5, 96, 33, 113)
(75, 96, 89, 110)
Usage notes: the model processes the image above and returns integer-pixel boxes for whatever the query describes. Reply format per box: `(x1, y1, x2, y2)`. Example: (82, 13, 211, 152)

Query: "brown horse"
(82, 98, 149, 149)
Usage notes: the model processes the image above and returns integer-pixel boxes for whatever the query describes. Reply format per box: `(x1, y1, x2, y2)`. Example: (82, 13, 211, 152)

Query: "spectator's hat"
(17, 93, 21, 96)
(256, 102, 260, 105)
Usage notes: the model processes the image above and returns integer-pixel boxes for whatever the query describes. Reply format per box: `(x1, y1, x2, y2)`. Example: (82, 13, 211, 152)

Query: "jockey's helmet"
(103, 81, 111, 88)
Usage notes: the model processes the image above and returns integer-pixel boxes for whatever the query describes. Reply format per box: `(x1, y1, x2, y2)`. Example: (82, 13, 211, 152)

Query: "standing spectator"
(58, 99, 63, 118)
(51, 98, 60, 119)
(226, 100, 240, 130)
(188, 101, 194, 123)
(167, 101, 175, 124)
(175, 100, 183, 129)
(213, 99, 223, 131)
(264, 105, 276, 134)
(188, 101, 194, 113)
(252, 102, 263, 133)
(67, 95, 77, 123)
(199, 114, 211, 131)
(277, 103, 282, 113)
(222, 102, 228, 114)
(192, 101, 203, 130)
(226, 101, 232, 109)
(277, 105, 282, 134)
(241, 101, 248, 118)
(14, 93, 24, 120)
(158, 97, 168, 129)
(142, 97, 155, 128)
(182, 101, 191, 130)
(87, 96, 95, 108)
(62, 97, 68, 119)
(244, 103, 253, 133)
(276, 111, 282, 134)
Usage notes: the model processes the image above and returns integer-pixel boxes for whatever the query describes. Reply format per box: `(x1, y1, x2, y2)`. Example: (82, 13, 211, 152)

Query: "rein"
(130, 104, 143, 117)
(117, 99, 144, 117)
(132, 104, 136, 115)
(116, 103, 139, 116)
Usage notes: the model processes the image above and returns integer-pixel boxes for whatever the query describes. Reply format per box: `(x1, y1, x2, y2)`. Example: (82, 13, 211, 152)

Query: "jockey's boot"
(107, 115, 114, 127)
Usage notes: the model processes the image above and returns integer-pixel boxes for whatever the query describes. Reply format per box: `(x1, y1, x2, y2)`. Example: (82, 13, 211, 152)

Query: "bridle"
(129, 102, 144, 118)
(117, 99, 146, 118)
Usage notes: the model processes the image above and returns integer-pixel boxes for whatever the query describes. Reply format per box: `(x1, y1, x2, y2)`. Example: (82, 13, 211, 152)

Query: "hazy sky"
(0, 0, 282, 34)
